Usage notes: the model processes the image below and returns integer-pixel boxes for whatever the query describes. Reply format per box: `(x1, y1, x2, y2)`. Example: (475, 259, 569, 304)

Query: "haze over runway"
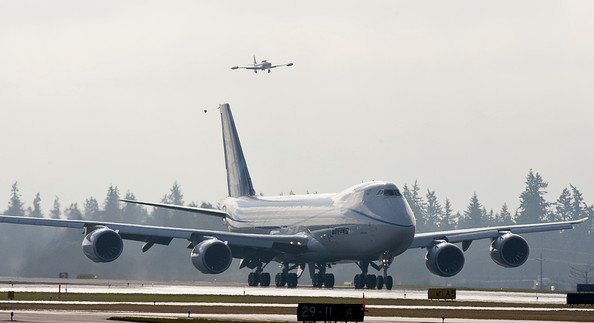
(2, 1, 594, 217)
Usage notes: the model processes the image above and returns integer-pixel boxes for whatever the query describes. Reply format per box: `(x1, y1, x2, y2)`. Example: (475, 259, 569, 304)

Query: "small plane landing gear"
(309, 263, 335, 288)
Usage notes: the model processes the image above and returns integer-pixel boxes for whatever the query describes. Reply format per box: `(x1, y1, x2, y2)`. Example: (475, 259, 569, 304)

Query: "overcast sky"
(2, 1, 593, 217)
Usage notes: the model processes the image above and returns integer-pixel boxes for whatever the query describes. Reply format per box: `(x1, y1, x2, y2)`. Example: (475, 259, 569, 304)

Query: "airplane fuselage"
(222, 181, 416, 263)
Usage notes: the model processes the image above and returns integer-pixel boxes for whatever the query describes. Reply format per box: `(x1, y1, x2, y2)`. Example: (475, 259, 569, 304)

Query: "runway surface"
(0, 277, 588, 322)
(0, 277, 566, 304)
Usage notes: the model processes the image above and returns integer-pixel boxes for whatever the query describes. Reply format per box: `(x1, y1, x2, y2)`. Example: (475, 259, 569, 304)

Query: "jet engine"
(425, 241, 465, 277)
(490, 233, 529, 268)
(82, 227, 123, 263)
(191, 239, 232, 274)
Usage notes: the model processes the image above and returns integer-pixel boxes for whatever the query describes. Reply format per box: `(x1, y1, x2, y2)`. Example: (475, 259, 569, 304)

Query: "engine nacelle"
(425, 241, 465, 277)
(82, 227, 123, 263)
(490, 233, 529, 268)
(191, 239, 232, 274)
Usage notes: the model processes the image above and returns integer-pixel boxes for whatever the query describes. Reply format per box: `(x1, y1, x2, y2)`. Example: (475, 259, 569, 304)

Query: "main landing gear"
(353, 261, 394, 290)
(274, 263, 300, 288)
(247, 263, 271, 287)
(309, 263, 335, 288)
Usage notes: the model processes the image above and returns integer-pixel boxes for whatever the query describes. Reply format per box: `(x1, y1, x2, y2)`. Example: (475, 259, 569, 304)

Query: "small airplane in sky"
(231, 56, 293, 73)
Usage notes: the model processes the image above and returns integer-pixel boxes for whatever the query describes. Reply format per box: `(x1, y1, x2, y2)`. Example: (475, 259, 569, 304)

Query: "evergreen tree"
(403, 181, 427, 229)
(65, 203, 83, 220)
(168, 181, 184, 206)
(516, 170, 549, 223)
(443, 198, 456, 229)
(50, 196, 61, 219)
(121, 191, 147, 224)
(103, 185, 121, 221)
(84, 197, 100, 219)
(497, 203, 514, 225)
(5, 182, 25, 216)
(570, 185, 587, 220)
(554, 187, 573, 221)
(460, 192, 485, 228)
(425, 189, 443, 230)
(29, 192, 43, 217)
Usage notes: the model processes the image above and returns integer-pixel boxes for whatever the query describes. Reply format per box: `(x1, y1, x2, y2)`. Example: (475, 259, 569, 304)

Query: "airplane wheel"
(260, 273, 271, 287)
(365, 274, 377, 289)
(287, 273, 298, 288)
(312, 273, 323, 287)
(376, 275, 384, 290)
(324, 274, 335, 288)
(353, 274, 364, 289)
(275, 273, 286, 287)
(385, 275, 393, 290)
(248, 272, 260, 287)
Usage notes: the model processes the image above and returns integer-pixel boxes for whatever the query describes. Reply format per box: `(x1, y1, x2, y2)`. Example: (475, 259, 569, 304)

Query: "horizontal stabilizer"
(120, 199, 228, 218)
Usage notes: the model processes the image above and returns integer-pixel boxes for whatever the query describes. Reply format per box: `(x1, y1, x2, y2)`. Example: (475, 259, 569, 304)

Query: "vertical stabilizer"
(220, 104, 256, 197)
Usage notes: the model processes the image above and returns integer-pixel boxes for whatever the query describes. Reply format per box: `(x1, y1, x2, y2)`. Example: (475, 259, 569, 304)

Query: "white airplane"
(0, 103, 587, 290)
(231, 55, 293, 73)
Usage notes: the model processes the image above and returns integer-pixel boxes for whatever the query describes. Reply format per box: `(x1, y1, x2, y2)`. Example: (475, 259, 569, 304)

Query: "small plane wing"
(231, 65, 258, 70)
(120, 199, 228, 218)
(271, 63, 294, 68)
(409, 217, 588, 249)
(0, 215, 310, 254)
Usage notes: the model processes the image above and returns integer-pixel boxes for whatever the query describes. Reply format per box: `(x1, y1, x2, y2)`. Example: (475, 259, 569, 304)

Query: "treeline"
(3, 181, 218, 229)
(405, 169, 594, 232)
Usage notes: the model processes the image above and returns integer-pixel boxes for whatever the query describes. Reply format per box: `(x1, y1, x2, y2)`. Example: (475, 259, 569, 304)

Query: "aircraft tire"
(260, 273, 271, 287)
(287, 273, 298, 288)
(385, 276, 393, 290)
(312, 273, 323, 287)
(365, 274, 377, 289)
(324, 273, 335, 288)
(248, 272, 260, 287)
(275, 273, 286, 287)
(353, 274, 364, 289)
(376, 275, 384, 290)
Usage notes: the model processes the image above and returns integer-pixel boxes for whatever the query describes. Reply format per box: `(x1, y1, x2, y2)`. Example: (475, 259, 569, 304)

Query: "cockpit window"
(383, 189, 402, 197)
(377, 190, 384, 195)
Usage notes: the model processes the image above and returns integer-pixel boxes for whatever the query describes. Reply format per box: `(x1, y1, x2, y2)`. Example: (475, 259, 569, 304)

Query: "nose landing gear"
(353, 257, 394, 290)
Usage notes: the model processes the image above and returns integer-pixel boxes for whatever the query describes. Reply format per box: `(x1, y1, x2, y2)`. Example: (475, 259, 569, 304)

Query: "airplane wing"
(231, 66, 258, 70)
(120, 199, 227, 218)
(270, 63, 294, 68)
(409, 217, 588, 249)
(0, 215, 310, 254)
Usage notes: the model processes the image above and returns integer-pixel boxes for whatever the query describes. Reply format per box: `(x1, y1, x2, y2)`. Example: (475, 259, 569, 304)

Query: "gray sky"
(2, 1, 593, 216)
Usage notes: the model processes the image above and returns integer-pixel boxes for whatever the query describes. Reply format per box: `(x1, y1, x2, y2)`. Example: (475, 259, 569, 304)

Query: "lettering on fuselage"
(331, 227, 349, 236)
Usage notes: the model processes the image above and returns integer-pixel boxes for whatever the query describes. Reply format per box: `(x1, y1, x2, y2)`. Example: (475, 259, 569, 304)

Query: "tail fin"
(220, 103, 256, 197)
(253, 55, 257, 65)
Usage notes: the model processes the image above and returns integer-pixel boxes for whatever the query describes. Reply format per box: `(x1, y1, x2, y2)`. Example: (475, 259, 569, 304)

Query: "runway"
(0, 277, 589, 322)
(0, 277, 566, 304)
